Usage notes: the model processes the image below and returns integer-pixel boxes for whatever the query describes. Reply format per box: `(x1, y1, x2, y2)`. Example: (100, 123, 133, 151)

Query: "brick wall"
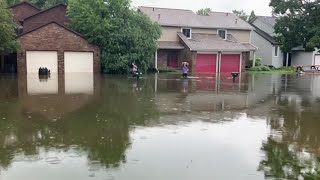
(23, 4, 68, 32)
(157, 50, 168, 68)
(17, 23, 100, 74)
(11, 3, 40, 24)
(178, 40, 196, 72)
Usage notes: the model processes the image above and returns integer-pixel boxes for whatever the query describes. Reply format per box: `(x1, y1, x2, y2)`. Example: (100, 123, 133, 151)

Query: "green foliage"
(68, 0, 161, 74)
(6, 0, 67, 9)
(196, 8, 212, 16)
(0, 0, 19, 53)
(158, 67, 177, 73)
(270, 0, 320, 52)
(232, 9, 248, 21)
(248, 10, 256, 23)
(249, 66, 271, 71)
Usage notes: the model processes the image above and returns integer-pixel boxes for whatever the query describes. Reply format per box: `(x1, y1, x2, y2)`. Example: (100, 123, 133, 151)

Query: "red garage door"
(196, 54, 217, 74)
(220, 54, 241, 73)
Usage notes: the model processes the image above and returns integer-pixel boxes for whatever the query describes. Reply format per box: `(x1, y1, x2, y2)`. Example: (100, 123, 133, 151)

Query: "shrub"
(249, 58, 263, 67)
(249, 65, 271, 71)
(158, 67, 177, 73)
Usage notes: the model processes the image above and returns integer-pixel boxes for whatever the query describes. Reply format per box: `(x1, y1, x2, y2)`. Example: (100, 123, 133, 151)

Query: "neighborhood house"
(7, 2, 101, 75)
(139, 6, 257, 74)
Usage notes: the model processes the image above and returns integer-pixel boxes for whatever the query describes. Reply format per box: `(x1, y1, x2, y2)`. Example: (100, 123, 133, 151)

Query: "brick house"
(139, 7, 257, 74)
(6, 2, 100, 74)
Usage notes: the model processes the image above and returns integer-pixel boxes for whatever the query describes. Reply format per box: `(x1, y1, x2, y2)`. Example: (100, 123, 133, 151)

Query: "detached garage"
(17, 22, 100, 74)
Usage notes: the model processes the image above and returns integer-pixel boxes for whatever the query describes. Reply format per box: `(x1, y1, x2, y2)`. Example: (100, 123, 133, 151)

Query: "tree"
(232, 9, 248, 21)
(248, 10, 256, 23)
(68, 0, 161, 74)
(0, 0, 19, 54)
(196, 8, 212, 16)
(6, 0, 67, 9)
(270, 0, 320, 52)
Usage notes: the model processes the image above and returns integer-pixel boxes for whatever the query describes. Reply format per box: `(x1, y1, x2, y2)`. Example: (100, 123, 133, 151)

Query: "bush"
(249, 65, 271, 71)
(249, 58, 263, 67)
(158, 67, 177, 73)
(275, 66, 295, 71)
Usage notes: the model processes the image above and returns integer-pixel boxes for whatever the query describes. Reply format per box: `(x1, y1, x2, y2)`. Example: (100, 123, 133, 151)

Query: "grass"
(248, 66, 296, 74)
(158, 67, 178, 73)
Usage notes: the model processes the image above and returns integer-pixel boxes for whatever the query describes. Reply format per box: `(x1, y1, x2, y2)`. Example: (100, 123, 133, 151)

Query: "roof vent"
(235, 18, 238, 24)
(153, 8, 155, 11)
(226, 13, 229, 16)
(158, 14, 161, 20)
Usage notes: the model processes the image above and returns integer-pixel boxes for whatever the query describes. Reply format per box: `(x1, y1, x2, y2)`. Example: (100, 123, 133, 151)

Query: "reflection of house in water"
(154, 73, 282, 115)
(18, 73, 100, 119)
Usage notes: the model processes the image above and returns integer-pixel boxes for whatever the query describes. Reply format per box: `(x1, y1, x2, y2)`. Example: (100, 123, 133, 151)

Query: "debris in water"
(2, 117, 6, 120)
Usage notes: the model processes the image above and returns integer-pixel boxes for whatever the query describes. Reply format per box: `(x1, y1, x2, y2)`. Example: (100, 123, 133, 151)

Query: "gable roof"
(178, 32, 250, 52)
(251, 23, 279, 45)
(254, 16, 277, 27)
(139, 6, 253, 30)
(9, 1, 41, 11)
(23, 3, 67, 21)
(18, 21, 85, 40)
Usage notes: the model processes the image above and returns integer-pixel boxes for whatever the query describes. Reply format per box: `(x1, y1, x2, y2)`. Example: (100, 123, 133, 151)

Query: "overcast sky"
(131, 0, 272, 16)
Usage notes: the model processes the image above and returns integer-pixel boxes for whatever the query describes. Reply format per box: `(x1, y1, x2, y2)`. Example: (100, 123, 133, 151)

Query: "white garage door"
(315, 55, 320, 65)
(64, 52, 93, 72)
(26, 51, 58, 73)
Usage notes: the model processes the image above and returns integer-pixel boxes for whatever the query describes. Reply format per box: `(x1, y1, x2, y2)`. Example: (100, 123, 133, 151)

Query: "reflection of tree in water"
(0, 77, 159, 170)
(260, 97, 320, 179)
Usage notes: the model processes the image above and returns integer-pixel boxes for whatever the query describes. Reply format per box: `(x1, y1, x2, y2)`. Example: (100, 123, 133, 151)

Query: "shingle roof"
(158, 41, 184, 49)
(255, 16, 277, 27)
(178, 32, 249, 52)
(242, 43, 258, 51)
(251, 23, 279, 45)
(9, 1, 41, 11)
(23, 3, 67, 21)
(139, 6, 253, 30)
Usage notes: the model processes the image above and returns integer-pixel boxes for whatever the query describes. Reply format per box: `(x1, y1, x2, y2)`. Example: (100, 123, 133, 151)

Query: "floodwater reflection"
(0, 73, 320, 179)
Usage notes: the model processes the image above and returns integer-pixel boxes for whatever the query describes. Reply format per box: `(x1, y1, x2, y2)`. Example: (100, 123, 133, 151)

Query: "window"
(182, 28, 192, 39)
(274, 45, 279, 57)
(218, 30, 227, 40)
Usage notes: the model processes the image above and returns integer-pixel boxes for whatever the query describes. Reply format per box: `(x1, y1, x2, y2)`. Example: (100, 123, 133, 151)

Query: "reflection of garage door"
(64, 52, 93, 72)
(196, 54, 217, 73)
(315, 55, 320, 65)
(26, 51, 58, 73)
(220, 54, 241, 72)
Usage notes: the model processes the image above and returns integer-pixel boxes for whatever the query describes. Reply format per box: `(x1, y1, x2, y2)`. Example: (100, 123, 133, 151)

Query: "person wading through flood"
(182, 62, 189, 78)
(131, 63, 140, 80)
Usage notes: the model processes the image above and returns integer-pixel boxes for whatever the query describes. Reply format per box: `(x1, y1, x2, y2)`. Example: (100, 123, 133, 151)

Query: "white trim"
(181, 28, 192, 39)
(239, 53, 242, 73)
(216, 54, 219, 73)
(217, 29, 227, 40)
(155, 50, 158, 69)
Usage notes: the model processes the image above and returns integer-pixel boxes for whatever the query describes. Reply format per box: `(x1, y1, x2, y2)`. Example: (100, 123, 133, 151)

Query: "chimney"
(158, 14, 161, 20)
(153, 8, 155, 11)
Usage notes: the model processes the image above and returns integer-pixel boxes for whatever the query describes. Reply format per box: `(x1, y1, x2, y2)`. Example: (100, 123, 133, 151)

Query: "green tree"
(248, 10, 256, 22)
(196, 8, 212, 16)
(270, 0, 320, 52)
(68, 0, 161, 74)
(232, 9, 248, 21)
(0, 0, 19, 54)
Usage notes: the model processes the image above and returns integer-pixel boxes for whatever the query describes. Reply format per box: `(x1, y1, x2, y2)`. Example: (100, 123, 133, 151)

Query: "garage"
(196, 54, 217, 74)
(315, 55, 320, 65)
(26, 51, 58, 73)
(220, 54, 241, 73)
(64, 52, 94, 73)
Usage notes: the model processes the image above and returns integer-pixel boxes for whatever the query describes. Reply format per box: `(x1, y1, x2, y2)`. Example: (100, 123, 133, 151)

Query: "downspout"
(155, 50, 158, 71)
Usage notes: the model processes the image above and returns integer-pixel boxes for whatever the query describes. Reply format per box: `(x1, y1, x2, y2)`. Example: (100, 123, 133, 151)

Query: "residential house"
(6, 2, 101, 75)
(251, 16, 320, 67)
(250, 16, 284, 67)
(139, 7, 257, 74)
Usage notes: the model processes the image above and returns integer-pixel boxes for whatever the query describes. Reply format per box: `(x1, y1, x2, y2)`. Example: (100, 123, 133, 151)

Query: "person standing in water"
(182, 62, 189, 78)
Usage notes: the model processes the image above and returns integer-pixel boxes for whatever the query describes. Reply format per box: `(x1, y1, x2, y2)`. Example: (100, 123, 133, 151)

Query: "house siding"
(11, 3, 40, 23)
(160, 26, 251, 43)
(251, 31, 274, 66)
(17, 23, 100, 75)
(23, 5, 68, 33)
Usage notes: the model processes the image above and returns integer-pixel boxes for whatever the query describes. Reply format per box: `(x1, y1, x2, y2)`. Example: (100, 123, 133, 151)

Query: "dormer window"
(182, 28, 192, 39)
(218, 29, 227, 40)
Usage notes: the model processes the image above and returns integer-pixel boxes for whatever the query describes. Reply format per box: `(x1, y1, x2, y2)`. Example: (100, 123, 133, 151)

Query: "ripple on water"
(45, 157, 61, 165)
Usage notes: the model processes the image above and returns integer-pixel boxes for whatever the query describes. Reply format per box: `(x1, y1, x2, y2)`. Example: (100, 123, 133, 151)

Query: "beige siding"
(228, 30, 251, 43)
(159, 27, 181, 41)
(192, 28, 216, 34)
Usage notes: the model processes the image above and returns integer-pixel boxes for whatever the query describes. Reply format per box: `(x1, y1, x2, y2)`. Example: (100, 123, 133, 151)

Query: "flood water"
(0, 73, 320, 180)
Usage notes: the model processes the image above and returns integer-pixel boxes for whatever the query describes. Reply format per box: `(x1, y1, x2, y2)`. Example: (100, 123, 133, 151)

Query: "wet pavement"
(0, 73, 320, 180)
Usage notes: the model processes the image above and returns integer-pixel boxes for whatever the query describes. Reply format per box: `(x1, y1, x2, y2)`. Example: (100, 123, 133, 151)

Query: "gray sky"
(131, 0, 272, 16)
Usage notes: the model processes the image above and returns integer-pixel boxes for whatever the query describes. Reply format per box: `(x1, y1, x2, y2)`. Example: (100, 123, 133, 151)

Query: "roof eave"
(160, 24, 253, 31)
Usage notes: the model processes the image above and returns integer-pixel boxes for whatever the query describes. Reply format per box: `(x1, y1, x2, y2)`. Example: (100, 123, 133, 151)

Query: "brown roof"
(178, 32, 249, 52)
(139, 6, 253, 30)
(18, 21, 86, 40)
(9, 1, 40, 11)
(158, 41, 184, 49)
(23, 3, 67, 21)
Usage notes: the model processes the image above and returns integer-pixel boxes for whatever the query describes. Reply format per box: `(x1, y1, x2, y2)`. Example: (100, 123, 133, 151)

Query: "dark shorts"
(182, 73, 188, 78)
